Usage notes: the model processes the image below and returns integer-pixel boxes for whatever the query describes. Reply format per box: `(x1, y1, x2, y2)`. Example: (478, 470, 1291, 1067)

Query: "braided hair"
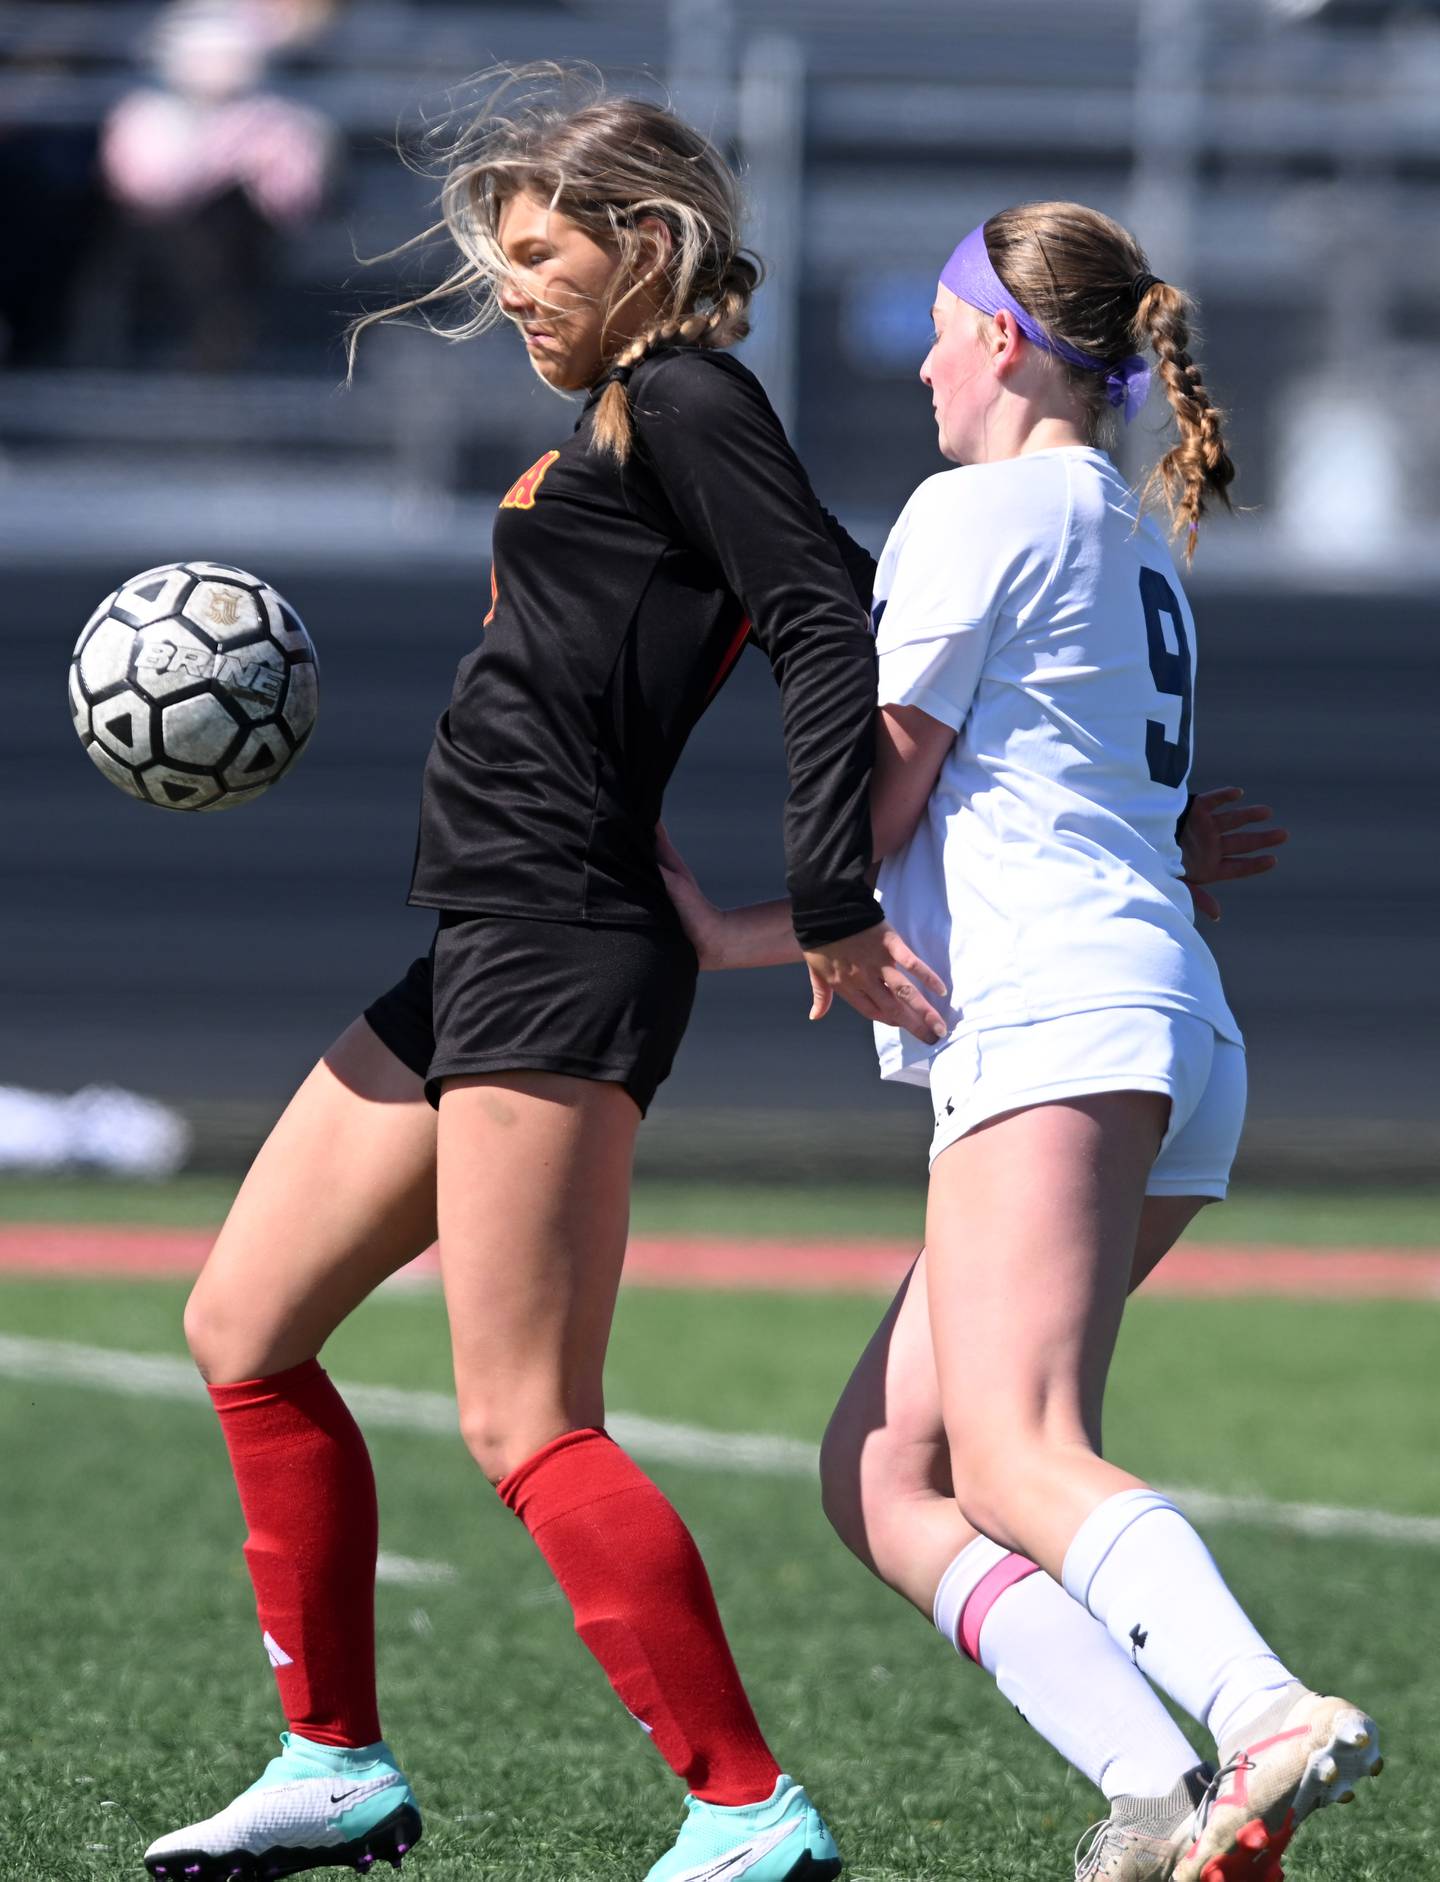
(1131, 278, 1235, 555)
(591, 251, 759, 461)
(982, 201, 1234, 560)
(347, 63, 763, 466)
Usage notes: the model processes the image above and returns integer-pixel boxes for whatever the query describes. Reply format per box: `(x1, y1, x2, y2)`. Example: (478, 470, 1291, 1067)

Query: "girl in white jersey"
(662, 202, 1380, 1882)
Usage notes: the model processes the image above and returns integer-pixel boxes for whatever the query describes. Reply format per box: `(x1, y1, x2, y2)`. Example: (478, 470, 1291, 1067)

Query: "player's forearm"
(707, 899, 804, 971)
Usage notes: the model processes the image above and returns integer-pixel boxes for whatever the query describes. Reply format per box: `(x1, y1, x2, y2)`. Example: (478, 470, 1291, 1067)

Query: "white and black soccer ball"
(69, 562, 319, 811)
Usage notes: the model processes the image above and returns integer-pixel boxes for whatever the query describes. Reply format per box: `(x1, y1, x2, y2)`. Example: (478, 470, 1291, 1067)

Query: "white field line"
(0, 1334, 816, 1476)
(2, 1332, 1437, 1550)
(375, 1551, 457, 1586)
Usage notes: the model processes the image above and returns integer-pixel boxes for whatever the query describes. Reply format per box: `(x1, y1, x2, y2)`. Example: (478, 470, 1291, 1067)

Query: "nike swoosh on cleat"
(331, 1788, 362, 1804)
(674, 1817, 803, 1881)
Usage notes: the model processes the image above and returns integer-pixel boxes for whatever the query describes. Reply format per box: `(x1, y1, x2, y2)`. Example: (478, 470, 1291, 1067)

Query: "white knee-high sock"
(1062, 1488, 1296, 1747)
(934, 1537, 1203, 1801)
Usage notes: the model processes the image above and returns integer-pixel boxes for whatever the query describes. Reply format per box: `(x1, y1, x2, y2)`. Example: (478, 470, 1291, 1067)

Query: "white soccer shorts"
(926, 1008, 1246, 1198)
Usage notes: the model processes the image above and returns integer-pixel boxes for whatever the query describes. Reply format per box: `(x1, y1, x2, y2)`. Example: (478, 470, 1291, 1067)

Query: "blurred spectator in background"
(90, 0, 337, 370)
(255, 0, 343, 54)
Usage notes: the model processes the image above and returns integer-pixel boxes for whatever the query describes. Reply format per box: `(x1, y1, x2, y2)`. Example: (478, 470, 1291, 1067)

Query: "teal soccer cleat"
(643, 1775, 842, 1882)
(143, 1732, 421, 1880)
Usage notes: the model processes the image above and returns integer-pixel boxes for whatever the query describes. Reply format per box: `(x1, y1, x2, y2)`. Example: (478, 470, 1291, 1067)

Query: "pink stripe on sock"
(958, 1554, 1042, 1664)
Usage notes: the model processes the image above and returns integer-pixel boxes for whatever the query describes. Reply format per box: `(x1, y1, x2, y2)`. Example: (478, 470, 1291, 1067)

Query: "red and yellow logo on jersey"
(500, 450, 560, 511)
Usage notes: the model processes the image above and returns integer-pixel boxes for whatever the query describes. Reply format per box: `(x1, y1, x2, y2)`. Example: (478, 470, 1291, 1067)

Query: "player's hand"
(803, 921, 949, 1044)
(1181, 785, 1289, 922)
(656, 821, 725, 967)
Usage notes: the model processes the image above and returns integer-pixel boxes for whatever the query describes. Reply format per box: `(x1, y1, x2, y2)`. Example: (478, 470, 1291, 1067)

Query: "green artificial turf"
(1, 1174, 1437, 1246)
(0, 1273, 1433, 1880)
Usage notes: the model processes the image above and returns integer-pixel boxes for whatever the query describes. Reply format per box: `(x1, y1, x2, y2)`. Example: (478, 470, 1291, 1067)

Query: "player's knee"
(458, 1400, 589, 1487)
(949, 1428, 1083, 1541)
(818, 1410, 867, 1555)
(820, 1408, 928, 1574)
(183, 1278, 297, 1384)
(182, 1279, 231, 1381)
(946, 1435, 1020, 1541)
(458, 1413, 515, 1486)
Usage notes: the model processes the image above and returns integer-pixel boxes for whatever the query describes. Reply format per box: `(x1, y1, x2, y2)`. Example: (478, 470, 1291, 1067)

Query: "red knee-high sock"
(208, 1359, 382, 1747)
(498, 1429, 781, 1805)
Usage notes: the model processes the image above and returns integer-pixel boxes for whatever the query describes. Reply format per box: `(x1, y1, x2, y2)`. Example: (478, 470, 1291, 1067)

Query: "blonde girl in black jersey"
(144, 68, 946, 1882)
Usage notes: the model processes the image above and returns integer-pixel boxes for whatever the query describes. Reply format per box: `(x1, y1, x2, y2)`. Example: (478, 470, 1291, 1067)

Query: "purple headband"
(940, 225, 1152, 423)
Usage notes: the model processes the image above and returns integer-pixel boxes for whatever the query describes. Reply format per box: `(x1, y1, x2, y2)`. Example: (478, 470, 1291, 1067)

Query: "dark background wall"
(5, 1, 1437, 1176)
(8, 560, 1436, 1169)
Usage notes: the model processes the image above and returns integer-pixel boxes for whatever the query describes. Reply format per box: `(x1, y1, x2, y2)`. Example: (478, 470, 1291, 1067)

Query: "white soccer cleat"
(1074, 1764, 1213, 1882)
(1173, 1689, 1382, 1882)
(143, 1733, 421, 1880)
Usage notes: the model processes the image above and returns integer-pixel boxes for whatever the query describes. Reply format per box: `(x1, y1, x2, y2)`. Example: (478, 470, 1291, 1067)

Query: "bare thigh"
(821, 1185, 1212, 1610)
(435, 1072, 640, 1485)
(919, 1093, 1163, 1560)
(185, 1017, 439, 1384)
(819, 1253, 959, 1608)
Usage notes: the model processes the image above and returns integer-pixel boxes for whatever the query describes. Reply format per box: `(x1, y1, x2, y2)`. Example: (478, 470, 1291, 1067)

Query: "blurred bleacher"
(2, 0, 1437, 1176)
(5, 0, 1440, 563)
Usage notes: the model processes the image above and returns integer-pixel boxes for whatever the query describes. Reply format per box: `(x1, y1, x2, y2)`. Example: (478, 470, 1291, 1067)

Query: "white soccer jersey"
(873, 446, 1240, 1086)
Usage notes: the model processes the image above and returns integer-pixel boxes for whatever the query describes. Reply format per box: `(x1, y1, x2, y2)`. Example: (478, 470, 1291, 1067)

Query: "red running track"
(1, 1226, 1438, 1299)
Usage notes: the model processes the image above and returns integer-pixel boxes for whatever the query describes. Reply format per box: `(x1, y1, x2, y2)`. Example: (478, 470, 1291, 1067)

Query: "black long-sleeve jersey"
(407, 345, 884, 949)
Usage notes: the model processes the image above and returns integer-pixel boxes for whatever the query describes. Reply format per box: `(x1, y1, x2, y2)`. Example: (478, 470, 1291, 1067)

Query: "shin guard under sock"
(1063, 1488, 1295, 1745)
(209, 1359, 382, 1747)
(935, 1536, 1202, 1800)
(498, 1428, 781, 1805)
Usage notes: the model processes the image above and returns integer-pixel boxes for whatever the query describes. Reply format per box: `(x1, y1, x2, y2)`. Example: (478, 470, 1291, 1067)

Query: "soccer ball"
(69, 561, 319, 811)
